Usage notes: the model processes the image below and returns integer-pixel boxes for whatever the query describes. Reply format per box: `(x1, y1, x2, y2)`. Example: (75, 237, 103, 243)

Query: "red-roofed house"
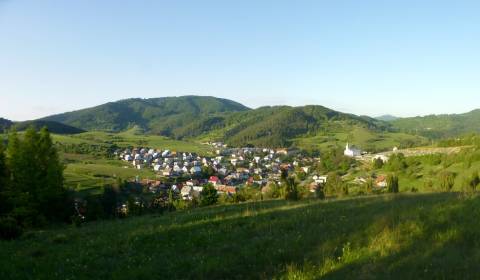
(208, 176, 221, 186)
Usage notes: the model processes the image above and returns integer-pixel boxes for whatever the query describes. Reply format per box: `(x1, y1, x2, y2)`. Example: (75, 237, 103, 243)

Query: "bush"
(439, 171, 456, 192)
(387, 174, 399, 193)
(284, 177, 299, 201)
(0, 216, 23, 240)
(315, 184, 326, 200)
(200, 184, 218, 206)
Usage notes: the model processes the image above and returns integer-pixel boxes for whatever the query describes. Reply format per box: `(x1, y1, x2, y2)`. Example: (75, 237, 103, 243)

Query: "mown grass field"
(64, 128, 214, 155)
(293, 126, 427, 153)
(1, 193, 480, 279)
(50, 129, 212, 191)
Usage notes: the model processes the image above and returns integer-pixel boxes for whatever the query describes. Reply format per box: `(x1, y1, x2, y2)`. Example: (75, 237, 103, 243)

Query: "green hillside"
(2, 193, 480, 279)
(191, 106, 424, 150)
(41, 96, 250, 133)
(0, 118, 84, 134)
(0, 118, 13, 132)
(375, 114, 399, 121)
(38, 96, 429, 150)
(390, 109, 480, 138)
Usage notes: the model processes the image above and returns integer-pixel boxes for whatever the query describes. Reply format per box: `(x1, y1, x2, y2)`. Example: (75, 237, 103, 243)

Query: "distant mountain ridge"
(42, 96, 250, 133)
(0, 117, 84, 134)
(39, 96, 401, 148)
(0, 118, 13, 132)
(390, 109, 480, 138)
(37, 95, 479, 148)
(375, 115, 399, 121)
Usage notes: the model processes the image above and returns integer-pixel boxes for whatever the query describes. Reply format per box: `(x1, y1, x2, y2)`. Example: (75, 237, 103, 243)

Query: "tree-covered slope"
(181, 105, 394, 147)
(0, 118, 13, 132)
(390, 109, 480, 138)
(41, 96, 250, 133)
(0, 118, 83, 134)
(40, 95, 426, 149)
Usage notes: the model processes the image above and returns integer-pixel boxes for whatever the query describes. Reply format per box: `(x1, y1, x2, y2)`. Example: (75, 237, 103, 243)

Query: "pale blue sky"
(1, 0, 480, 121)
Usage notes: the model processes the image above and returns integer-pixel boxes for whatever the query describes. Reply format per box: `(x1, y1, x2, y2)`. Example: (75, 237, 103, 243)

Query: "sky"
(1, 0, 480, 121)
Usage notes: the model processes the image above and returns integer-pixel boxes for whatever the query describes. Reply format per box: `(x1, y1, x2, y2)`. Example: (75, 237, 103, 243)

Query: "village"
(113, 142, 398, 200)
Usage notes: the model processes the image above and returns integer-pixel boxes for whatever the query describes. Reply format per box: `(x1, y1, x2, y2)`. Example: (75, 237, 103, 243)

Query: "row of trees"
(0, 127, 69, 239)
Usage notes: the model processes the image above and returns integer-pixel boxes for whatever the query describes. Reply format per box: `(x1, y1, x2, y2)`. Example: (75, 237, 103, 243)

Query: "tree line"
(0, 127, 70, 239)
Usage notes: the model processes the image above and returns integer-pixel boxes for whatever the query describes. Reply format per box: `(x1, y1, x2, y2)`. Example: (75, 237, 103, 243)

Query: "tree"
(0, 142, 10, 215)
(36, 127, 66, 221)
(325, 172, 343, 196)
(464, 172, 480, 193)
(101, 185, 119, 218)
(2, 126, 67, 228)
(387, 174, 399, 193)
(283, 176, 299, 201)
(315, 183, 326, 200)
(365, 178, 374, 194)
(373, 158, 384, 169)
(200, 184, 218, 206)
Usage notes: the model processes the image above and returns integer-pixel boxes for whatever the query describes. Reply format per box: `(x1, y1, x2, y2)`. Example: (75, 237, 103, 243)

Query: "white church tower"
(344, 142, 361, 157)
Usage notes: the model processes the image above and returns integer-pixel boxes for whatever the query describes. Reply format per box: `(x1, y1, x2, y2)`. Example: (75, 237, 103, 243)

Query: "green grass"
(49, 128, 213, 192)
(2, 193, 480, 279)
(293, 126, 427, 153)
(64, 162, 158, 193)
(53, 129, 214, 156)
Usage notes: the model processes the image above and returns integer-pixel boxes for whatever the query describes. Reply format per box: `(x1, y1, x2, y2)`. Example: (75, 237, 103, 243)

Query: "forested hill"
(177, 105, 391, 147)
(36, 95, 429, 148)
(0, 118, 84, 134)
(0, 118, 13, 132)
(390, 109, 480, 138)
(38, 95, 396, 148)
(41, 96, 250, 133)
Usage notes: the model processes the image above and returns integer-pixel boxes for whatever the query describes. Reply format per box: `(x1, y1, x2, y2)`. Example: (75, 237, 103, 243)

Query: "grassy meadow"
(293, 126, 427, 153)
(53, 128, 214, 155)
(1, 193, 480, 279)
(50, 129, 212, 191)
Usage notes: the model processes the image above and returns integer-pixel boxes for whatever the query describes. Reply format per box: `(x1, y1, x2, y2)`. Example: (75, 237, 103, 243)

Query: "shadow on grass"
(2, 193, 478, 280)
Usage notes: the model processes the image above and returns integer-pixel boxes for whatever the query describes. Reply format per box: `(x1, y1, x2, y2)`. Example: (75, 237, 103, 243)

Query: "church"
(344, 143, 362, 157)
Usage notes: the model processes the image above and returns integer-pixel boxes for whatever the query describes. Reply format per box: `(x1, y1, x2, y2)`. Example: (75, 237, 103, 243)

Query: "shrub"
(284, 177, 299, 201)
(0, 216, 23, 240)
(201, 184, 218, 206)
(387, 174, 399, 193)
(439, 171, 456, 192)
(315, 184, 326, 200)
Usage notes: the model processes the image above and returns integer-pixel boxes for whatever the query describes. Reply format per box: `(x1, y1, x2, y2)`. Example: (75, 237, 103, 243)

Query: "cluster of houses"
(114, 142, 396, 201)
(115, 145, 312, 199)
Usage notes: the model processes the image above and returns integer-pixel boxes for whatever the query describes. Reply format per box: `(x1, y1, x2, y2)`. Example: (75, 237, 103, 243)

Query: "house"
(154, 164, 162, 172)
(190, 166, 202, 174)
(186, 179, 199, 186)
(181, 186, 193, 200)
(344, 143, 362, 157)
(313, 175, 328, 184)
(162, 168, 173, 177)
(373, 155, 389, 163)
(215, 185, 238, 195)
(208, 176, 221, 186)
(375, 175, 388, 188)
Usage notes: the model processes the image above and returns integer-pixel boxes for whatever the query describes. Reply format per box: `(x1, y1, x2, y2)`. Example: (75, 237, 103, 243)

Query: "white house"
(344, 143, 362, 157)
(181, 186, 193, 200)
(372, 155, 389, 163)
(313, 175, 328, 184)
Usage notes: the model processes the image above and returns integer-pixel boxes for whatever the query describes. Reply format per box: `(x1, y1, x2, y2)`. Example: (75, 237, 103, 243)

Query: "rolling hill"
(376, 114, 399, 121)
(390, 109, 480, 139)
(39, 96, 428, 150)
(0, 118, 13, 132)
(0, 117, 84, 134)
(41, 96, 250, 133)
